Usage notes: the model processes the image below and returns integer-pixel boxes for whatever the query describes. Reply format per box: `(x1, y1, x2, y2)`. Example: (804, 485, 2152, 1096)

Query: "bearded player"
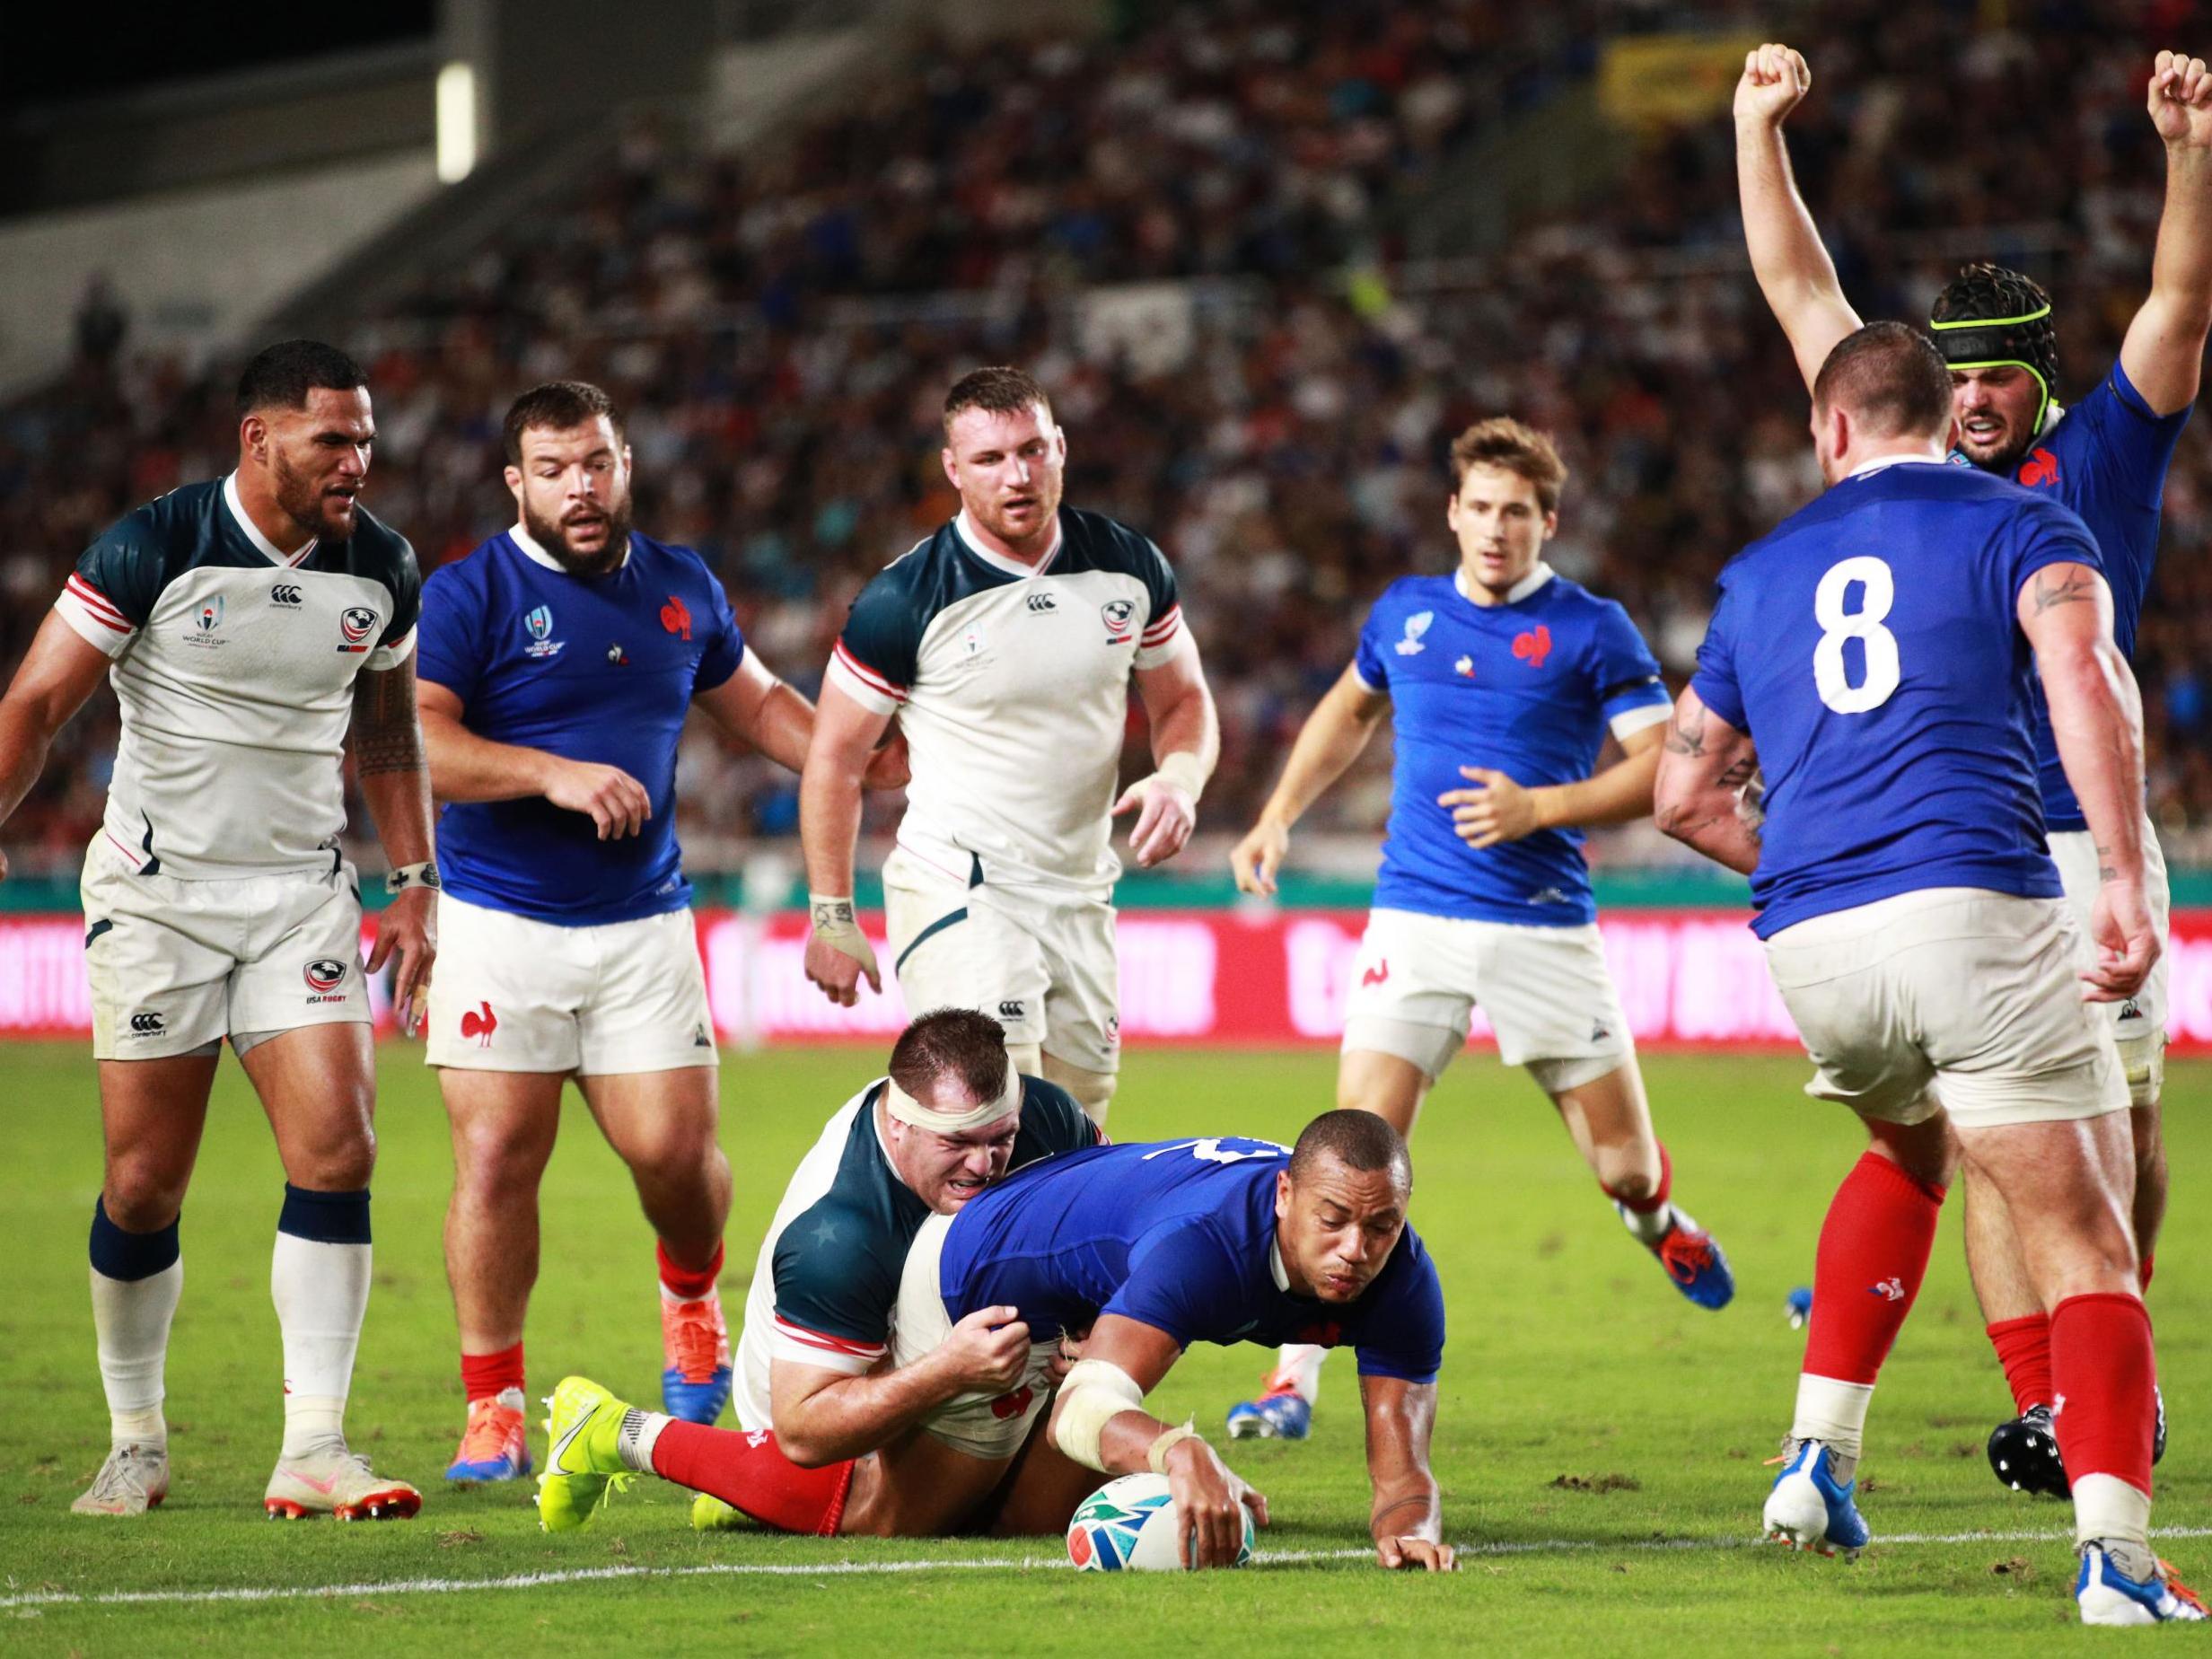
(417, 381, 903, 1482)
(542, 1110, 1453, 1572)
(0, 340, 435, 1520)
(800, 367, 1219, 1128)
(1735, 43, 2212, 1494)
(1223, 418, 1733, 1442)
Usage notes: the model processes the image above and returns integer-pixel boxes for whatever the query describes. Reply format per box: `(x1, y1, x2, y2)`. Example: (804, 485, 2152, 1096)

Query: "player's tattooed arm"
(2029, 566, 2100, 614)
(351, 653, 437, 1030)
(351, 648, 427, 777)
(1654, 689, 1762, 875)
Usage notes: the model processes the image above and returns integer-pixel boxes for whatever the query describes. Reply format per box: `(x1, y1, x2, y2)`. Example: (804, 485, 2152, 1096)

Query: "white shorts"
(883, 846, 1120, 1075)
(81, 835, 370, 1061)
(2048, 821, 2169, 1107)
(1762, 886, 2127, 1130)
(1339, 907, 1634, 1091)
(891, 1212, 1058, 1462)
(424, 893, 715, 1075)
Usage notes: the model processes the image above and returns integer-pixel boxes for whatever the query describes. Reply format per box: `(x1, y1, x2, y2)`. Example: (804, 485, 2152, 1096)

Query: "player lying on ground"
(801, 366, 1219, 1127)
(541, 1110, 1453, 1570)
(0, 340, 434, 1520)
(1224, 417, 1731, 1442)
(414, 380, 907, 1483)
(1656, 321, 2200, 1625)
(1735, 40, 2212, 1496)
(537, 1006, 1102, 1536)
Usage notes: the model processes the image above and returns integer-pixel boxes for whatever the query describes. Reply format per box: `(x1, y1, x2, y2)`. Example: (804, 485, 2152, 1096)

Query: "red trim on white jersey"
(66, 576, 133, 633)
(832, 641, 907, 704)
(1140, 603, 1181, 645)
(771, 1315, 889, 1361)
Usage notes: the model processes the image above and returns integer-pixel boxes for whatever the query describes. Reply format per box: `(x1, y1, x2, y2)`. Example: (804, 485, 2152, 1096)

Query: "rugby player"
(1224, 418, 1732, 1442)
(1656, 322, 2199, 1624)
(417, 381, 905, 1481)
(536, 1007, 1102, 1538)
(542, 1110, 1453, 1572)
(1735, 42, 2212, 1491)
(0, 340, 434, 1520)
(799, 366, 1220, 1128)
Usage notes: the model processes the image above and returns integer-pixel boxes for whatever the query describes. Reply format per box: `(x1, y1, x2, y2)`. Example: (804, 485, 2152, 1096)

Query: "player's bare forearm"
(800, 685, 890, 897)
(1137, 647, 1221, 781)
(417, 704, 557, 803)
(695, 653, 816, 776)
(0, 613, 111, 840)
(2024, 567, 2147, 883)
(2123, 142, 2212, 413)
(1735, 110, 1861, 394)
(1653, 692, 1761, 875)
(352, 656, 434, 865)
(1262, 670, 1389, 830)
(770, 1356, 970, 1468)
(1360, 1375, 1453, 1569)
(1531, 724, 1663, 830)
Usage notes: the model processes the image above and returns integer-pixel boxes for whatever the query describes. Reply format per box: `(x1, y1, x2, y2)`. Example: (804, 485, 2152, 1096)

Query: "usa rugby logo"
(1102, 598, 1136, 643)
(337, 607, 377, 654)
(303, 958, 349, 1003)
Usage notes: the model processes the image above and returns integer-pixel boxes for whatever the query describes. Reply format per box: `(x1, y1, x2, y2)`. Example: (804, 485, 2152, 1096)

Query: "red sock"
(1985, 1314, 2054, 1414)
(658, 1240, 724, 1302)
(1602, 1141, 1673, 1214)
(461, 1341, 524, 1403)
(652, 1420, 855, 1534)
(1801, 1152, 1945, 1384)
(2140, 1251, 2155, 1295)
(2050, 1293, 2156, 1497)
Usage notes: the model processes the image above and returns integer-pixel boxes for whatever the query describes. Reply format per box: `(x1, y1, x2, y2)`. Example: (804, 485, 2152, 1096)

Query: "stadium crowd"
(5, 0, 2211, 873)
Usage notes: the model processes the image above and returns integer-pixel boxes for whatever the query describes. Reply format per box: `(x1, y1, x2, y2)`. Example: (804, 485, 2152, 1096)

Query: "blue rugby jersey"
(1969, 359, 2190, 831)
(1690, 459, 2102, 938)
(937, 1137, 1445, 1382)
(416, 527, 743, 925)
(1351, 566, 1671, 926)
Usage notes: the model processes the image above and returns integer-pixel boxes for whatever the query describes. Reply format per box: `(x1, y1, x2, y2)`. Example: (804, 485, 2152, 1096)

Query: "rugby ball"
(1065, 1472, 1254, 1571)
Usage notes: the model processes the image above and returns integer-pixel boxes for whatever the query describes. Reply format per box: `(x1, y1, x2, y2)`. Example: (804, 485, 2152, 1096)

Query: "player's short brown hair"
(943, 366, 1052, 436)
(1813, 322, 1954, 441)
(1448, 418, 1567, 514)
(1288, 1109, 1412, 1193)
(888, 1008, 1014, 1110)
(503, 380, 625, 463)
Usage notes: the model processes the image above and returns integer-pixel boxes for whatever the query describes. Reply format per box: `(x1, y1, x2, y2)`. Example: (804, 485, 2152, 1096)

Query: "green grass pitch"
(0, 1042, 2204, 1655)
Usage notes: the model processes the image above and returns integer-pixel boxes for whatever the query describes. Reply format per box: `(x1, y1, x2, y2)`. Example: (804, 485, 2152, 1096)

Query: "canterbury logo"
(128, 1011, 165, 1034)
(997, 1000, 1025, 1020)
(271, 585, 303, 606)
(1026, 592, 1057, 612)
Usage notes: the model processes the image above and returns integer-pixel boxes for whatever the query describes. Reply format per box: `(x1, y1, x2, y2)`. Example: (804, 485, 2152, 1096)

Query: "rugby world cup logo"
(525, 605, 554, 642)
(196, 596, 224, 632)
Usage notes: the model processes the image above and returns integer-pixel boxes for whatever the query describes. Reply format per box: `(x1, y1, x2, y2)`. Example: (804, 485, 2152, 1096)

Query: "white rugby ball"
(1065, 1472, 1254, 1571)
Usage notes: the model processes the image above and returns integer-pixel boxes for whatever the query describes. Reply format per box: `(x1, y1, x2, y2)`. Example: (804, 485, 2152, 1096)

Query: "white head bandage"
(884, 1057, 1023, 1135)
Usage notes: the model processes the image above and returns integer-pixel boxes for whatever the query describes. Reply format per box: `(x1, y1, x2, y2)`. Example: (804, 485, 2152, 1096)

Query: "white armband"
(1050, 1357, 1146, 1472)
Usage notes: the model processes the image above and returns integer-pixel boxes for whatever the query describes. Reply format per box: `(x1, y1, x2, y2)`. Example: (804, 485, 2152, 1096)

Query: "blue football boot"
(1763, 1436, 1869, 1559)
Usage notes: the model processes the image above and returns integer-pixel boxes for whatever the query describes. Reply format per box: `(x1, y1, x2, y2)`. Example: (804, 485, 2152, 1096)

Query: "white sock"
(1790, 1373, 1875, 1462)
(1267, 1344, 1329, 1404)
(2074, 1472, 2153, 1551)
(1618, 1198, 1675, 1247)
(617, 1407, 673, 1473)
(272, 1233, 371, 1457)
(91, 1260, 181, 1446)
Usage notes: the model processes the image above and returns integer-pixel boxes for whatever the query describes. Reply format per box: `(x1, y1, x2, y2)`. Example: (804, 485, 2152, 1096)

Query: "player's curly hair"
(235, 339, 364, 417)
(1929, 262, 2059, 393)
(1448, 417, 1567, 514)
(889, 1007, 1014, 1106)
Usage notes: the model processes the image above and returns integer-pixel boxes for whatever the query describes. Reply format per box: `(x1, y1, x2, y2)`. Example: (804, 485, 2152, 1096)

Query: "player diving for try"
(534, 1006, 1103, 1538)
(0, 341, 436, 1521)
(1735, 41, 2212, 1495)
(540, 1110, 1453, 1571)
(801, 366, 1219, 1127)
(1224, 417, 1733, 1442)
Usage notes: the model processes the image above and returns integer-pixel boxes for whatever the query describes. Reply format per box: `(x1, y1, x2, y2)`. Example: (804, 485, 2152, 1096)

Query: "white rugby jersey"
(827, 508, 1185, 897)
(53, 474, 420, 881)
(733, 1075, 1098, 1432)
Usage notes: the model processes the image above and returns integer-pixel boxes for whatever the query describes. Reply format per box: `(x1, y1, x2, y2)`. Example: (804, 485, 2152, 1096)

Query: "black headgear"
(1929, 263, 2059, 434)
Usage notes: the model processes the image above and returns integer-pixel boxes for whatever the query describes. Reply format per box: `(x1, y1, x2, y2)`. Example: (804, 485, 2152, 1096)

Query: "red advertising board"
(3, 907, 2204, 1054)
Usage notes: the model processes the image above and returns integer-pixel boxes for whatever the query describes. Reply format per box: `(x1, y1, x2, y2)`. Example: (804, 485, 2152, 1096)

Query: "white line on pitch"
(8, 1526, 2211, 1612)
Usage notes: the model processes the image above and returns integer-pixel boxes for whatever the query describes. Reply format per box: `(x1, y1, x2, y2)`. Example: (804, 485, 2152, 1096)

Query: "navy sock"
(89, 1196, 180, 1281)
(276, 1183, 371, 1244)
